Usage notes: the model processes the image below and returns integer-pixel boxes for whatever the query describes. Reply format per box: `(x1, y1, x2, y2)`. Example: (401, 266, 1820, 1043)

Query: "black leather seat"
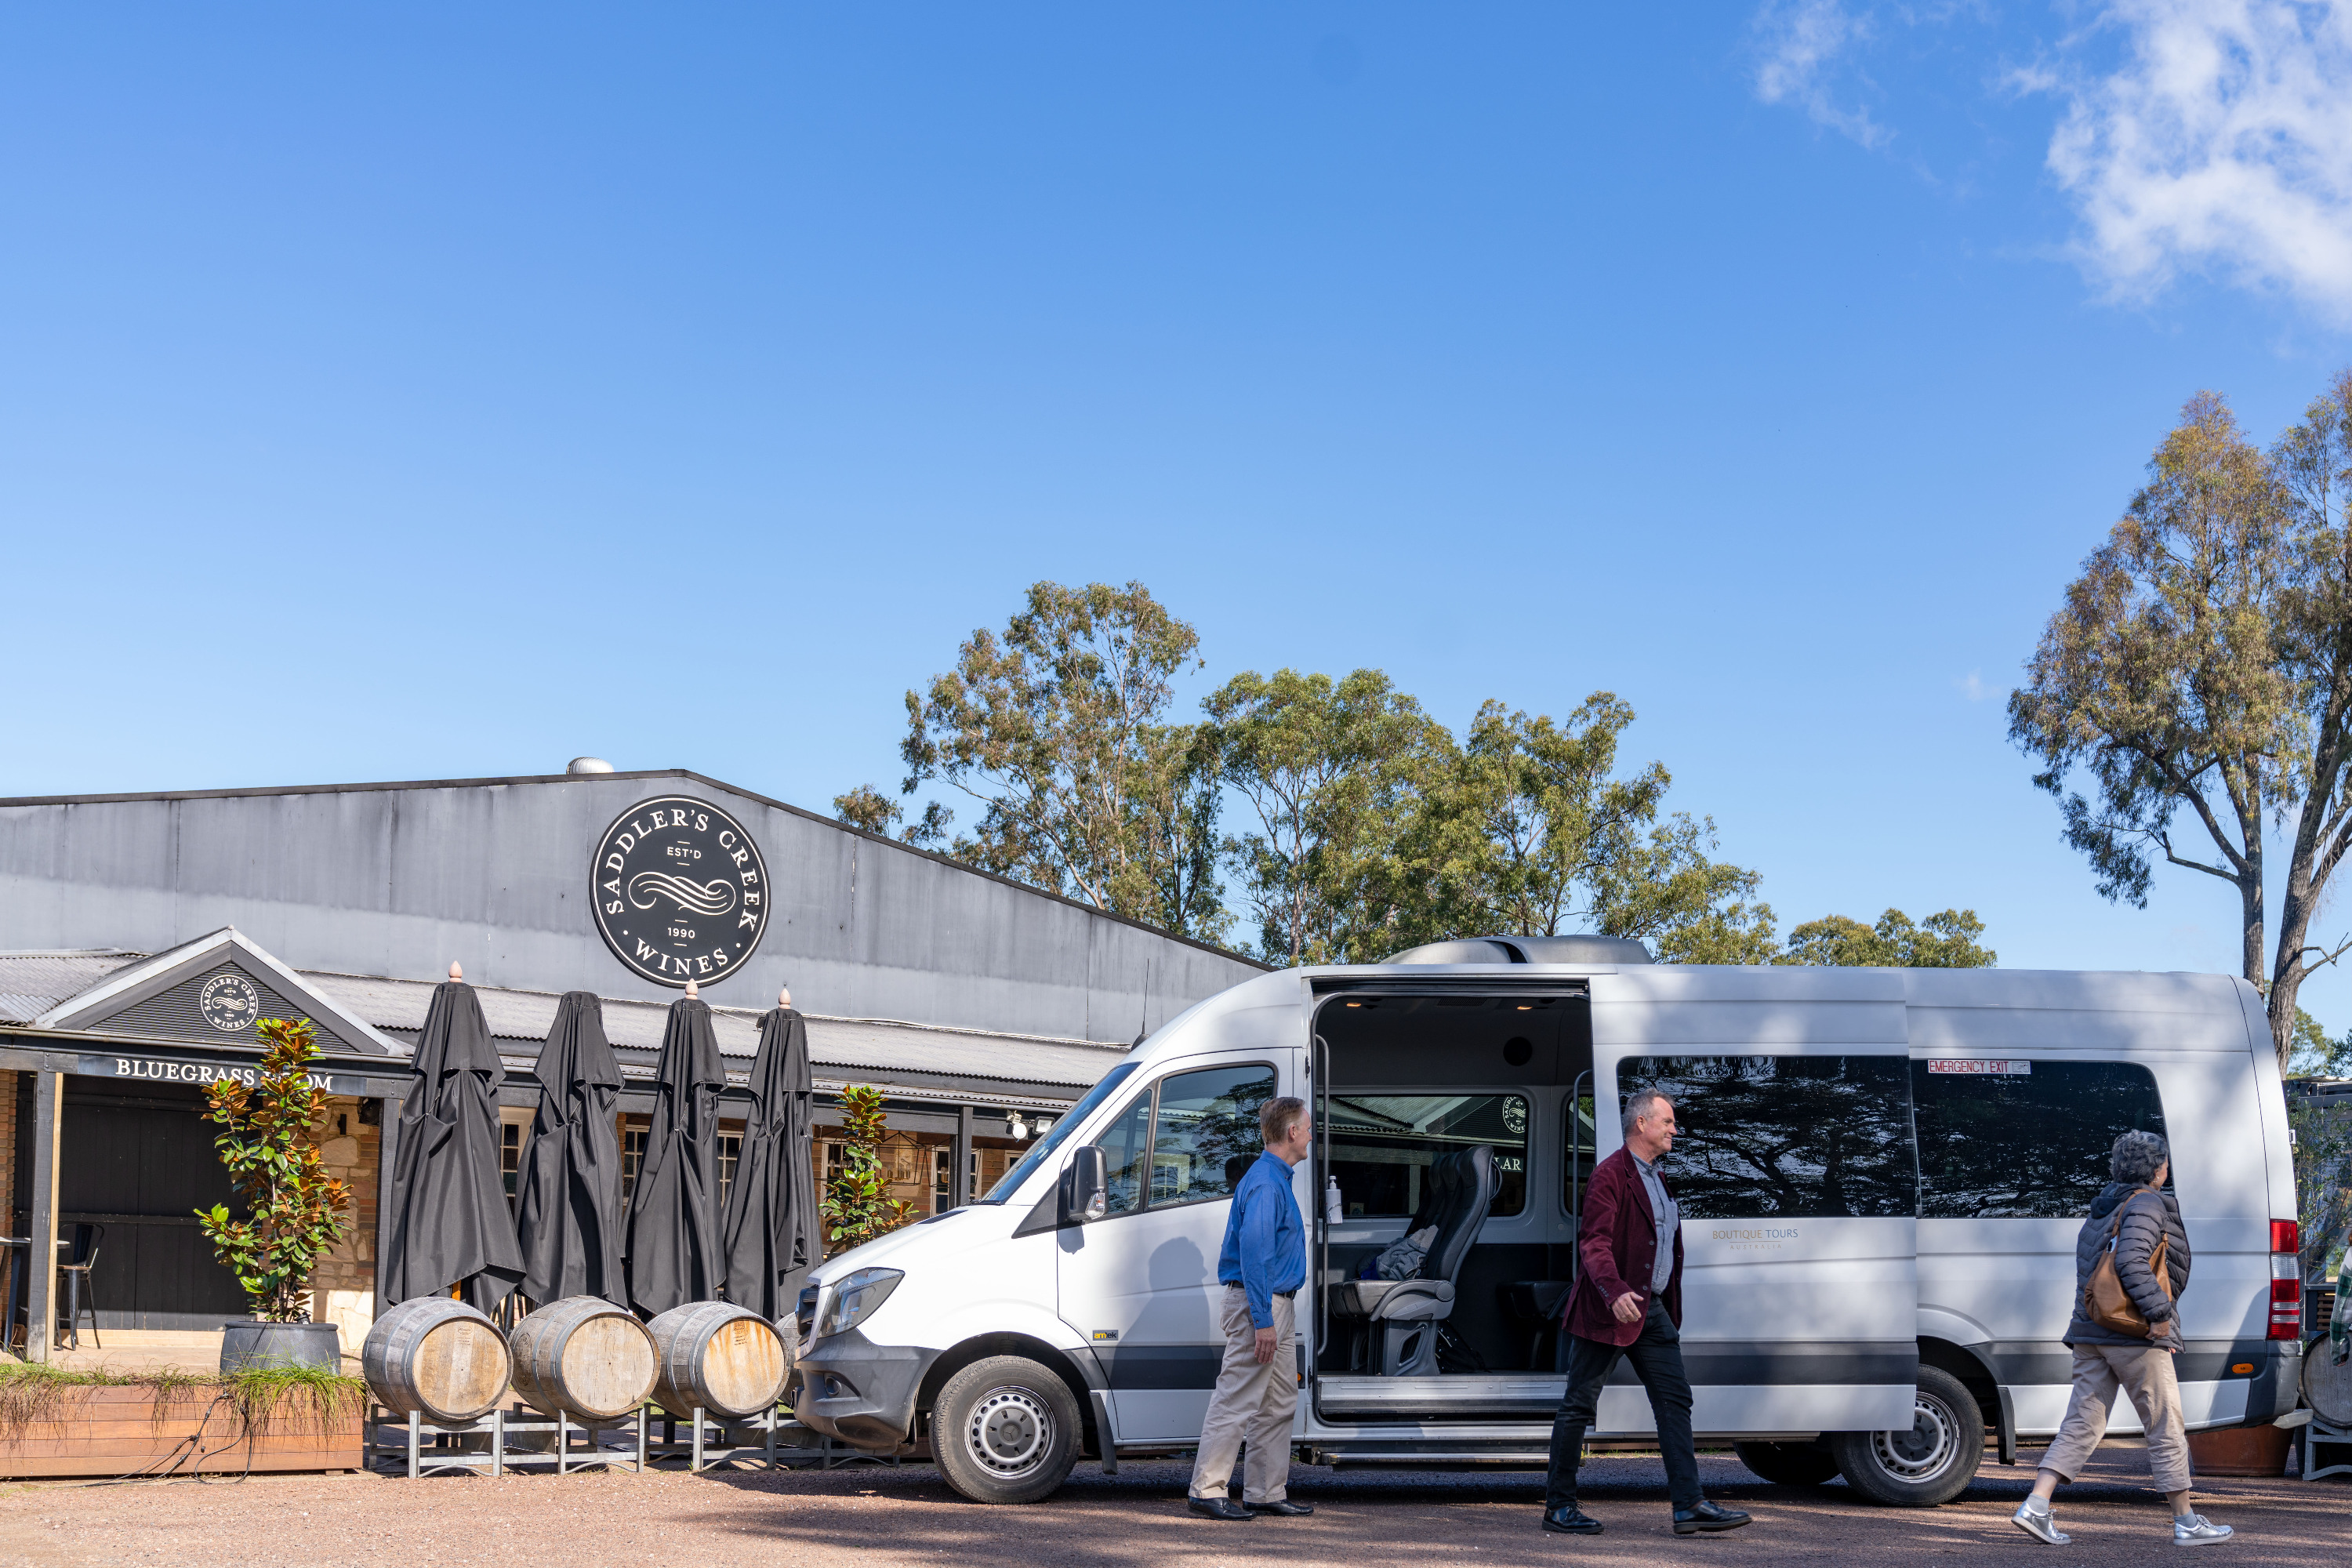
(1330, 1145, 1498, 1377)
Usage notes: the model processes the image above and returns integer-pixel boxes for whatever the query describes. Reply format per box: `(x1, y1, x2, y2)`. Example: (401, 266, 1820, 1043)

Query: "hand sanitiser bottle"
(1325, 1175, 1344, 1225)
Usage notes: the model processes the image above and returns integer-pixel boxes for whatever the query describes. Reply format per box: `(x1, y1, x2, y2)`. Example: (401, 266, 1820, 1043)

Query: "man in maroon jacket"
(1541, 1090, 1752, 1537)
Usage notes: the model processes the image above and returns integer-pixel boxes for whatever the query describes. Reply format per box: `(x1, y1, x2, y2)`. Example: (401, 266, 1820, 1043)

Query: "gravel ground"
(1, 1443, 2343, 1566)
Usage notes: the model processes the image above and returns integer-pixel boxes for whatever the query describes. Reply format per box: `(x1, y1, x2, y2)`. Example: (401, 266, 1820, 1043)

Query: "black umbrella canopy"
(383, 967, 525, 1310)
(514, 991, 626, 1307)
(722, 993, 822, 1320)
(622, 989, 728, 1317)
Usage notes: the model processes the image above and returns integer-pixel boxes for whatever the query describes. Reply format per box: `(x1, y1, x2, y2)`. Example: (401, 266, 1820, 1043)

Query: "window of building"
(1912, 1059, 2169, 1218)
(933, 1146, 953, 1214)
(620, 1118, 650, 1202)
(1618, 1055, 1916, 1218)
(716, 1130, 742, 1213)
(1327, 1093, 1529, 1219)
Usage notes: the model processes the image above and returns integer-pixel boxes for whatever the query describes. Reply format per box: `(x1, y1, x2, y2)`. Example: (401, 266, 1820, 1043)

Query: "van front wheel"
(931, 1356, 1082, 1504)
(1828, 1366, 1984, 1507)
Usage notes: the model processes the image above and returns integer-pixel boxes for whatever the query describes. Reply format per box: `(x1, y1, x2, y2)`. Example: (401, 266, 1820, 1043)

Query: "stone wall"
(307, 1095, 379, 1348)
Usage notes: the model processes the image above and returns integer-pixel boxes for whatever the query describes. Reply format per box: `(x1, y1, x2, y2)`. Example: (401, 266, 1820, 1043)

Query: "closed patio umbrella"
(383, 964, 525, 1310)
(722, 989, 822, 1319)
(514, 991, 626, 1307)
(623, 983, 728, 1316)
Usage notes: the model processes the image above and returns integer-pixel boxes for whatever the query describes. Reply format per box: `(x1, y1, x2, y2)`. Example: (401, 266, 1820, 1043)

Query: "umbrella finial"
(779, 985, 792, 1008)
(684, 978, 699, 1000)
(448, 960, 463, 982)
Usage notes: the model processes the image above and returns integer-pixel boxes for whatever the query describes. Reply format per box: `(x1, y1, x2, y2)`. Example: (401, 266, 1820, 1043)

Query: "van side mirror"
(1062, 1145, 1109, 1225)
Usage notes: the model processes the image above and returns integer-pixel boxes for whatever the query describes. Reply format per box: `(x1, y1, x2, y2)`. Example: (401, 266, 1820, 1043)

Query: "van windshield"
(978, 1062, 1141, 1203)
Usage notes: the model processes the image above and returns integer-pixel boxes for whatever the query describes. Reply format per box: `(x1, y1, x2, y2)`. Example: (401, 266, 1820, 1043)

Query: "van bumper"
(2241, 1337, 2301, 1426)
(794, 1330, 938, 1450)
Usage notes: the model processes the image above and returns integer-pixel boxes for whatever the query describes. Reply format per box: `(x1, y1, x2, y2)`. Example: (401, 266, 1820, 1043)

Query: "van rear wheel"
(1828, 1366, 1983, 1507)
(1733, 1439, 1839, 1486)
(931, 1356, 1081, 1504)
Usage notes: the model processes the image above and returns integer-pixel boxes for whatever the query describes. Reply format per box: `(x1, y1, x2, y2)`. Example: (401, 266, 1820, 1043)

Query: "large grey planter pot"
(220, 1320, 342, 1373)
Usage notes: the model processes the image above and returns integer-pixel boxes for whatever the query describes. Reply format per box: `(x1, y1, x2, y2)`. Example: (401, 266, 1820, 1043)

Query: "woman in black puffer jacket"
(2010, 1131, 2233, 1548)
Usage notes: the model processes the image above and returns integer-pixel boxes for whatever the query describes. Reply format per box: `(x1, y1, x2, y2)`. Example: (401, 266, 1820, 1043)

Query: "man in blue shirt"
(1188, 1094, 1312, 1522)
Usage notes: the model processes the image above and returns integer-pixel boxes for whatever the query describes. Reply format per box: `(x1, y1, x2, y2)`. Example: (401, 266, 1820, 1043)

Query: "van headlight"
(815, 1268, 904, 1339)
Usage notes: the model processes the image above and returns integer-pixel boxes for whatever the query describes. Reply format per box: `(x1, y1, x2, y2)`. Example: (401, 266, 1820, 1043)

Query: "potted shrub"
(197, 1017, 354, 1371)
(820, 1085, 915, 1255)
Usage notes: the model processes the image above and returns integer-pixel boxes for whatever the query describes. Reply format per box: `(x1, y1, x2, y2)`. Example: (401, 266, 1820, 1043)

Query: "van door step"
(1316, 1374, 1566, 1420)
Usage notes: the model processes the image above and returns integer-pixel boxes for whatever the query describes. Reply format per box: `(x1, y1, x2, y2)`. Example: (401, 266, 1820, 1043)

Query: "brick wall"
(307, 1095, 379, 1348)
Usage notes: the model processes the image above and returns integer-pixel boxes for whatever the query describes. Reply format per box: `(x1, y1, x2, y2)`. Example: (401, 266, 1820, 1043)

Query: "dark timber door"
(59, 1080, 250, 1330)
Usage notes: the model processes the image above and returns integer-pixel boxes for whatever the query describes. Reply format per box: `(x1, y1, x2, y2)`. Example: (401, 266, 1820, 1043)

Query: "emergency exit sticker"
(1926, 1058, 2033, 1075)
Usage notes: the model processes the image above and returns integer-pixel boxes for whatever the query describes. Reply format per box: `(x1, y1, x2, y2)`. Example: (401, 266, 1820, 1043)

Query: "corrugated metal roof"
(301, 971, 1130, 1091)
(0, 950, 147, 1022)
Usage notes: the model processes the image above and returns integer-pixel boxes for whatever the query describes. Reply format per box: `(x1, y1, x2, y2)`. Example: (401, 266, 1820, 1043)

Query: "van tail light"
(2269, 1276, 2302, 1339)
(2271, 1219, 2299, 1254)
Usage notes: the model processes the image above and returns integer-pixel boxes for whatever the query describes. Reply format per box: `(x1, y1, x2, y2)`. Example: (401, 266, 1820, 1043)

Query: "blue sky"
(7, 5, 2352, 1021)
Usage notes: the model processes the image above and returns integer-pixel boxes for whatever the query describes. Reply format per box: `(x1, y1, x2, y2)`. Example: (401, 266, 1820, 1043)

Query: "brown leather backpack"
(2084, 1186, 2171, 1338)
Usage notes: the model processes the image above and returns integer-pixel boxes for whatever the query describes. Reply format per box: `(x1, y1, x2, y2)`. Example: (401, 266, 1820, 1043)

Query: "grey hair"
(2110, 1129, 2169, 1185)
(1622, 1089, 1671, 1137)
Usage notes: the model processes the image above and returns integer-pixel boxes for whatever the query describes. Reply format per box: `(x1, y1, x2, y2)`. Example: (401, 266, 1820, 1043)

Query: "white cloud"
(1956, 670, 1987, 700)
(2041, 1, 2352, 320)
(1753, 0, 1892, 150)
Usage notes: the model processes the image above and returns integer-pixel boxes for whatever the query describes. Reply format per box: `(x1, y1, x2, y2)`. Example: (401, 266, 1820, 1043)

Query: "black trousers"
(1544, 1298, 1702, 1511)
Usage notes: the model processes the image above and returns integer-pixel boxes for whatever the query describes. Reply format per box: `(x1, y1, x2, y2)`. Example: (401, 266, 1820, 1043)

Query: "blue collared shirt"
(1218, 1149, 1306, 1329)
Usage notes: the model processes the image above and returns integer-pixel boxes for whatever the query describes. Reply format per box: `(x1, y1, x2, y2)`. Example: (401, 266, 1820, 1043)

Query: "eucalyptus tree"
(2011, 376, 2352, 1066)
(895, 579, 1228, 941)
(1392, 694, 1777, 962)
(1206, 666, 1448, 966)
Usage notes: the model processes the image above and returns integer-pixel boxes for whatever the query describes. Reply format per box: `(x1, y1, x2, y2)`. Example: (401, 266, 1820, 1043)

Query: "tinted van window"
(1618, 1055, 1916, 1218)
(1327, 1093, 1529, 1218)
(1149, 1063, 1278, 1207)
(1912, 1059, 2167, 1218)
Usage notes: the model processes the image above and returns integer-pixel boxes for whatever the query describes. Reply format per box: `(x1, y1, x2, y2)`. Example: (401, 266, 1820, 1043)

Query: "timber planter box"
(0, 1378, 364, 1479)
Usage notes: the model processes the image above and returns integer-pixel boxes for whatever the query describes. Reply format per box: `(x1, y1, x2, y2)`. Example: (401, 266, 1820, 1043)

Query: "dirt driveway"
(2, 1443, 2343, 1566)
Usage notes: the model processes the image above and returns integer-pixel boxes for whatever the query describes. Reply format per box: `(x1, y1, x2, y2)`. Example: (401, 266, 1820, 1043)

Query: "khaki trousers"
(1189, 1286, 1298, 1504)
(2039, 1342, 2194, 1496)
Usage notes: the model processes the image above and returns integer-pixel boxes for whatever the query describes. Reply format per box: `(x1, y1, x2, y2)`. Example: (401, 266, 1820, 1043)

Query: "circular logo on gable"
(198, 973, 262, 1033)
(592, 795, 770, 989)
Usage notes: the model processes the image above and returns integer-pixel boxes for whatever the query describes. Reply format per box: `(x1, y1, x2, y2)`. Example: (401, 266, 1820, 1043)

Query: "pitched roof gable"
(34, 927, 398, 1055)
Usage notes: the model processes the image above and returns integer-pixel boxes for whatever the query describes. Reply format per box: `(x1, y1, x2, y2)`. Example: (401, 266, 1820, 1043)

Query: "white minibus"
(794, 939, 2304, 1505)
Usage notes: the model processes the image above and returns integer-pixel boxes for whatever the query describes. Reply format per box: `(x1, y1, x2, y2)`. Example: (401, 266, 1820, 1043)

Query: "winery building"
(0, 765, 1263, 1354)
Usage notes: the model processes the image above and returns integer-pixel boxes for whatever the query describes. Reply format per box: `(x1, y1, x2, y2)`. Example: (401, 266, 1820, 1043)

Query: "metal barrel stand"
(2305, 1417, 2352, 1483)
(367, 1407, 509, 1478)
(492, 1405, 648, 1474)
(640, 1404, 839, 1472)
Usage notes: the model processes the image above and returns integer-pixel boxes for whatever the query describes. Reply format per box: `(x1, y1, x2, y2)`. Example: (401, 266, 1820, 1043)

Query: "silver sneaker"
(2173, 1513, 2234, 1546)
(2012, 1501, 2071, 1545)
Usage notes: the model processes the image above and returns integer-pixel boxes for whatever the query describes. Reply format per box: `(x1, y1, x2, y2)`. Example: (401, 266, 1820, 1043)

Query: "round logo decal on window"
(198, 973, 262, 1033)
(592, 796, 770, 989)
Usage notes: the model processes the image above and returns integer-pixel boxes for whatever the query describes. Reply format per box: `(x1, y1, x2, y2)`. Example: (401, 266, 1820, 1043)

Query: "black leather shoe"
(1542, 1504, 1604, 1535)
(1247, 1500, 1315, 1516)
(1672, 1501, 1752, 1535)
(1188, 1496, 1254, 1522)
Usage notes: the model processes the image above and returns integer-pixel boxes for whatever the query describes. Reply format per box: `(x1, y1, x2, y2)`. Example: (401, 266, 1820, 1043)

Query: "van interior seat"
(1329, 1144, 1499, 1376)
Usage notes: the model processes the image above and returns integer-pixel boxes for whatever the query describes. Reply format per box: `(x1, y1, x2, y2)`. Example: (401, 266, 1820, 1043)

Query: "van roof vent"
(1384, 935, 1653, 966)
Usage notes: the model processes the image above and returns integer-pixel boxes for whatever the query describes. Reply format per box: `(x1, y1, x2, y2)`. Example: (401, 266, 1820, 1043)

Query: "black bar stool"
(56, 1224, 103, 1351)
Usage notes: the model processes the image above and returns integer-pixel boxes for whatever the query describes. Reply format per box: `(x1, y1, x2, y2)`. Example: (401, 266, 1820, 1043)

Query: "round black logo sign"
(592, 796, 770, 989)
(199, 973, 262, 1033)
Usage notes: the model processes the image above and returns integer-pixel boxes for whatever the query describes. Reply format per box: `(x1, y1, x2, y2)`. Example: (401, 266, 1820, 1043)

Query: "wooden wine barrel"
(361, 1297, 510, 1425)
(508, 1295, 658, 1421)
(645, 1302, 789, 1419)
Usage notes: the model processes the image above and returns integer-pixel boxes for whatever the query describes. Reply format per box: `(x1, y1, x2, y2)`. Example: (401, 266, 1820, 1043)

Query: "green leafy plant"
(820, 1085, 914, 1254)
(195, 1018, 352, 1323)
